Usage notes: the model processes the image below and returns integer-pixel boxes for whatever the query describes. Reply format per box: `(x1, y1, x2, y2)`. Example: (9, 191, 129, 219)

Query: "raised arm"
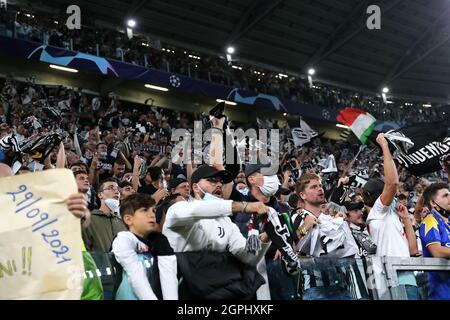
(119, 150, 132, 171)
(56, 142, 66, 169)
(377, 133, 399, 206)
(164, 200, 268, 229)
(132, 156, 144, 192)
(88, 154, 100, 187)
(164, 200, 234, 229)
(208, 116, 234, 199)
(397, 203, 419, 256)
(154, 155, 167, 168)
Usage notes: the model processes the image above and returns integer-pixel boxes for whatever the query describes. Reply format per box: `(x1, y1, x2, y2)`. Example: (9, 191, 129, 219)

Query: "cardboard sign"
(0, 169, 84, 299)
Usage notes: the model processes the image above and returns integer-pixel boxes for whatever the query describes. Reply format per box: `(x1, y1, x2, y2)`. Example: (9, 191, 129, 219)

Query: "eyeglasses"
(101, 185, 119, 192)
(205, 176, 224, 185)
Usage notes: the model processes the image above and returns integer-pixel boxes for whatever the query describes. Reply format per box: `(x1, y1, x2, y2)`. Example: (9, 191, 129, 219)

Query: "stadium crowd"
(0, 2, 449, 301)
(0, 73, 449, 300)
(0, 6, 448, 125)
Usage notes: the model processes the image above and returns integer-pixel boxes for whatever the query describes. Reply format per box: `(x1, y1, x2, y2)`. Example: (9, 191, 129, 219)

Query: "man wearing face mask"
(82, 178, 127, 252)
(419, 182, 450, 299)
(230, 164, 286, 236)
(163, 164, 273, 299)
(229, 163, 301, 300)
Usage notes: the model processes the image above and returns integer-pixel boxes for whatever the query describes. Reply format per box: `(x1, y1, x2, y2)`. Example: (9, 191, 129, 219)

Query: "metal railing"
(366, 256, 450, 300)
(86, 252, 450, 300)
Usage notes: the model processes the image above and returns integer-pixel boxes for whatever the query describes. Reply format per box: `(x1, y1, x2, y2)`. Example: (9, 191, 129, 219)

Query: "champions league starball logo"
(322, 109, 331, 120)
(27, 45, 118, 76)
(169, 75, 181, 88)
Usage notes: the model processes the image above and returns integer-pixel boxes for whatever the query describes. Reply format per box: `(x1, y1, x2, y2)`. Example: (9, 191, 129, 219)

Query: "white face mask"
(104, 198, 120, 216)
(259, 175, 280, 197)
(238, 187, 249, 196)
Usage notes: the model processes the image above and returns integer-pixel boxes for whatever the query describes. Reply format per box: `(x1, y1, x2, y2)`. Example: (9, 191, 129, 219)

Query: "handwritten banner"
(0, 169, 84, 299)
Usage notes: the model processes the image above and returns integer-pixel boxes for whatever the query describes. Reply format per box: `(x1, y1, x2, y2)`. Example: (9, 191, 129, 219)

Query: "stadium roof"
(30, 0, 450, 100)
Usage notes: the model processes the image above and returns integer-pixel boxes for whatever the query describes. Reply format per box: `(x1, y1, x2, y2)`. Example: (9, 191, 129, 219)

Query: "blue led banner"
(0, 36, 338, 122)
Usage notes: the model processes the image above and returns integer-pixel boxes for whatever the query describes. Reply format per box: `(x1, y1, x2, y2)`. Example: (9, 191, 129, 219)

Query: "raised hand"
(376, 133, 389, 148)
(245, 202, 270, 215)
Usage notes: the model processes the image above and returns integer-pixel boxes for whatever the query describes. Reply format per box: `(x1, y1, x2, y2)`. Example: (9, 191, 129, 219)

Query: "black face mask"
(434, 203, 450, 219)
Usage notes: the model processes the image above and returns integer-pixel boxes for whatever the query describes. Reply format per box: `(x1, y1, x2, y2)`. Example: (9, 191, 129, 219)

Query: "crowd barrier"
(86, 253, 450, 300)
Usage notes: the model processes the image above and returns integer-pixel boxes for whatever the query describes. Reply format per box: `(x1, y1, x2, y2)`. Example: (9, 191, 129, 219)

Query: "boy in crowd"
(112, 193, 178, 300)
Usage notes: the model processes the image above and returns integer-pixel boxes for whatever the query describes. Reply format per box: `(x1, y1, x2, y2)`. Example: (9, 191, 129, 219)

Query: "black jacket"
(176, 251, 265, 300)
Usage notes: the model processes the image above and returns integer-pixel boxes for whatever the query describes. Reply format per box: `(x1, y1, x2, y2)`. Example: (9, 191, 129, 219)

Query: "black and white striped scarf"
(0, 134, 21, 153)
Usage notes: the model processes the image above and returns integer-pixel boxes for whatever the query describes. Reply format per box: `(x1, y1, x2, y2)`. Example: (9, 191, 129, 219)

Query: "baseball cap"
(168, 178, 187, 191)
(363, 178, 384, 195)
(244, 162, 271, 177)
(343, 201, 364, 212)
(191, 165, 232, 185)
(275, 187, 291, 197)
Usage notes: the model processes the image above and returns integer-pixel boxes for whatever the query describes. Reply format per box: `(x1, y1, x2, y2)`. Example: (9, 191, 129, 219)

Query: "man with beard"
(419, 182, 450, 299)
(293, 172, 359, 300)
(112, 159, 126, 181)
(163, 165, 272, 299)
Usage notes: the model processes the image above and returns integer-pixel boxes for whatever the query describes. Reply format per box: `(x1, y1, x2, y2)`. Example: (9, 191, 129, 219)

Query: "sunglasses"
(205, 176, 225, 184)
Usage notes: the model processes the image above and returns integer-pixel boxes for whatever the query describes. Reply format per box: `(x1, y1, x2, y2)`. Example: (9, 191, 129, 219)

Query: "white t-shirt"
(366, 197, 409, 257)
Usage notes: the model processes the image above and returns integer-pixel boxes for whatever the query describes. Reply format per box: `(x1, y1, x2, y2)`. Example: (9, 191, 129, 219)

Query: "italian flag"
(337, 107, 376, 144)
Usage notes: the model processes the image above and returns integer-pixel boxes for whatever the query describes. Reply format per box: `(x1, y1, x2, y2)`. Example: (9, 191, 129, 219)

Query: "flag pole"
(353, 145, 366, 162)
(342, 145, 365, 177)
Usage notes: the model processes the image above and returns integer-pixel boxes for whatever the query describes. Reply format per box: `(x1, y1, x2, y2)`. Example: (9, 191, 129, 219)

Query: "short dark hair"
(423, 182, 449, 209)
(119, 180, 133, 189)
(147, 166, 162, 181)
(96, 142, 107, 150)
(120, 193, 155, 225)
(398, 193, 407, 200)
(70, 162, 89, 173)
(98, 178, 118, 192)
(114, 158, 126, 166)
(73, 170, 88, 179)
(362, 178, 385, 207)
(288, 193, 301, 209)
